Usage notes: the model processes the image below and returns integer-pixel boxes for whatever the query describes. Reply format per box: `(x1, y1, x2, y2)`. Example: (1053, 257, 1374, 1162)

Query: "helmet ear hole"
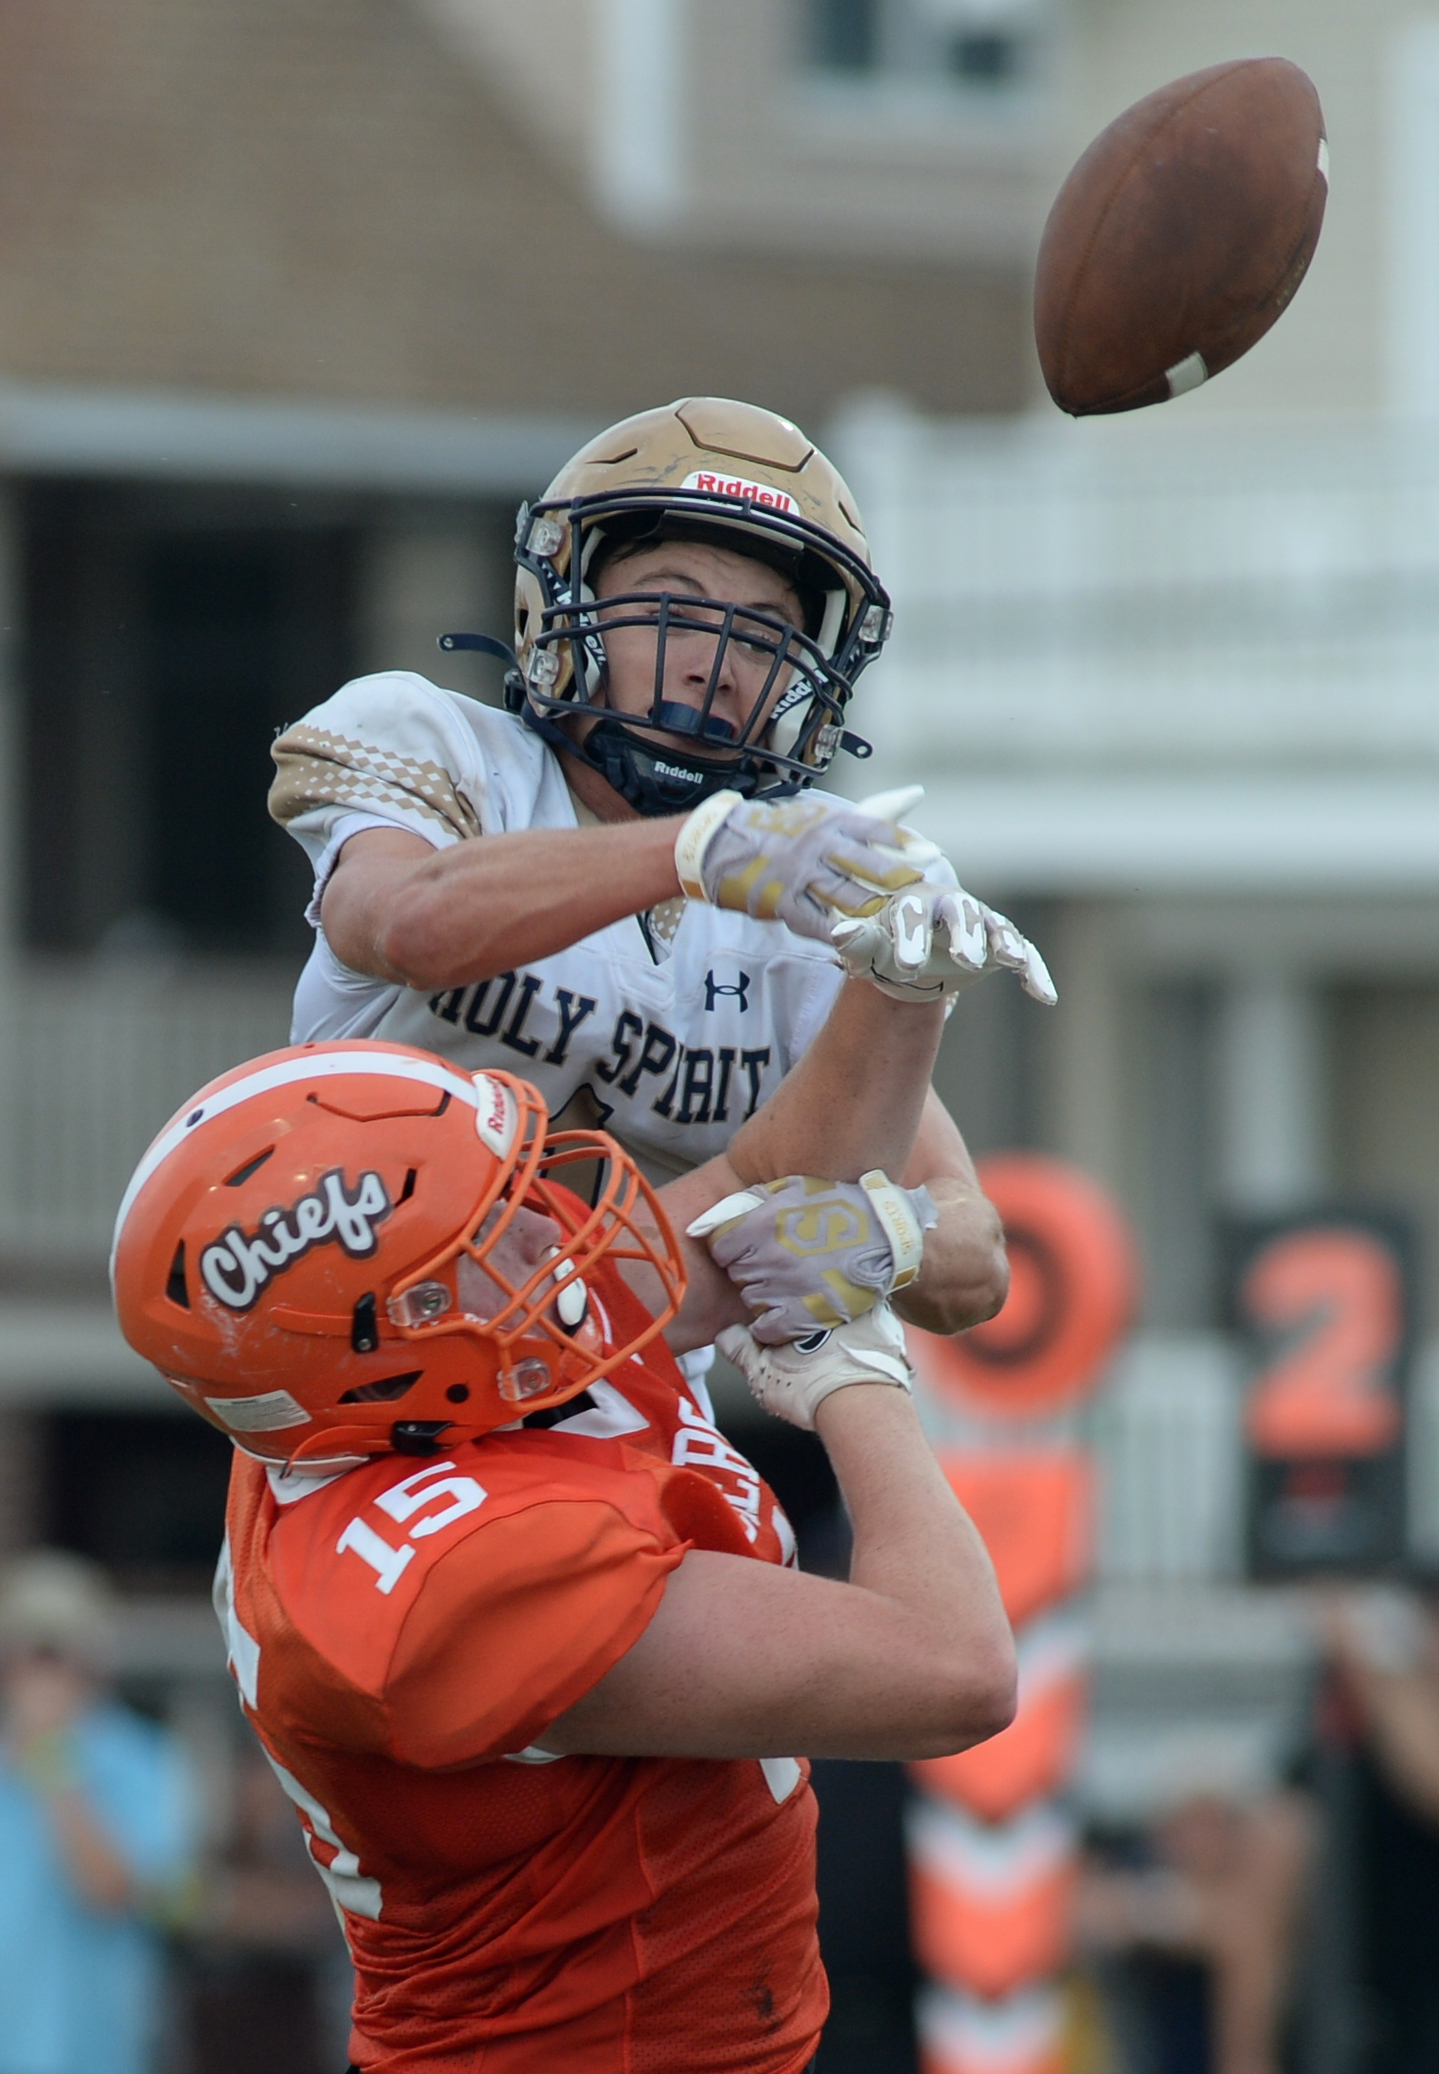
(166, 1242, 189, 1310)
(339, 1371, 422, 1406)
(392, 1420, 451, 1456)
(225, 1148, 274, 1188)
(351, 1292, 380, 1353)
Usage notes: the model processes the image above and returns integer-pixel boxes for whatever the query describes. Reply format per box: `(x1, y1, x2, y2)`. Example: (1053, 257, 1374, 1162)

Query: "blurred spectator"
(1320, 1585, 1439, 2074)
(0, 1548, 194, 2074)
(1076, 1748, 1312, 2074)
(185, 1741, 351, 2074)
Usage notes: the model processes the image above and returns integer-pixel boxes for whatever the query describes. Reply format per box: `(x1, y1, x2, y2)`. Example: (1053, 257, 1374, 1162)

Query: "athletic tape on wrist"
(674, 790, 743, 902)
(859, 1169, 929, 1289)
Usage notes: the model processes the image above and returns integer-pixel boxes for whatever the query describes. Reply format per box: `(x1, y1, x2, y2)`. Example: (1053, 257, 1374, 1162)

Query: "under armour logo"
(704, 970, 750, 1012)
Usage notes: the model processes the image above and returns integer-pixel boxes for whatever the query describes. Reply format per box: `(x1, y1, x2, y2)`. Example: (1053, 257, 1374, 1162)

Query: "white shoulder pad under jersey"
(270, 671, 565, 872)
(273, 675, 846, 1179)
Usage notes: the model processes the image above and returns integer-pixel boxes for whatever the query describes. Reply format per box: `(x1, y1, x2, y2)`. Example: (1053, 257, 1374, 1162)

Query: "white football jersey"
(270, 674, 847, 1183)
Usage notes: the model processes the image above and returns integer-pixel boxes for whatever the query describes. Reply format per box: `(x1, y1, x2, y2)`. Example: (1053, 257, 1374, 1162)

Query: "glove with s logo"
(675, 786, 940, 943)
(687, 1170, 937, 1343)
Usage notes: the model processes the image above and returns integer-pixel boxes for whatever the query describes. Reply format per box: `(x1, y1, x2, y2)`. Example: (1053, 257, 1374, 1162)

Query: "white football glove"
(686, 1171, 938, 1342)
(832, 885, 1057, 1008)
(675, 785, 939, 945)
(717, 1303, 915, 1431)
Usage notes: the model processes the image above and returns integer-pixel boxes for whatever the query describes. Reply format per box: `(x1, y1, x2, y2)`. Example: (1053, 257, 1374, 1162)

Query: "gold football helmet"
(482, 398, 893, 817)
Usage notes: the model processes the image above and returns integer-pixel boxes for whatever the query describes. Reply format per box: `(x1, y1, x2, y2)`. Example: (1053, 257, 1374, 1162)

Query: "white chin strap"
(764, 589, 846, 761)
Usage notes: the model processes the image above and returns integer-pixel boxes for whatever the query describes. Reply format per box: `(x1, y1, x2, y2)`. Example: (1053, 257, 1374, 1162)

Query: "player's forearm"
(812, 1384, 1015, 1753)
(1211, 1928, 1292, 2074)
(327, 822, 685, 988)
(638, 1157, 755, 1353)
(725, 981, 945, 1186)
(893, 1179, 1008, 1334)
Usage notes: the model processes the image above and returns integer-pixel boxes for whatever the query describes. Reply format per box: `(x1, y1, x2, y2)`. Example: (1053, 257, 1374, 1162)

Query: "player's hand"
(675, 785, 939, 942)
(717, 1304, 915, 1430)
(687, 1172, 938, 1343)
(831, 884, 1057, 1008)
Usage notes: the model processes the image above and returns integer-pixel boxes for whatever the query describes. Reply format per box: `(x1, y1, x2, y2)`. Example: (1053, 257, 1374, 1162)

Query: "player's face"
(458, 1204, 591, 1337)
(592, 540, 805, 753)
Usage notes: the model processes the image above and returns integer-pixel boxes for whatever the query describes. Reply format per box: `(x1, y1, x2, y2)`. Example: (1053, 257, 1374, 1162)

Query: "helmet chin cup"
(584, 717, 770, 815)
(523, 708, 797, 817)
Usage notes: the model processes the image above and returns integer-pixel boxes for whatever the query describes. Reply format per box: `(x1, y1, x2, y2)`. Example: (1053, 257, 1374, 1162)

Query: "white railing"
(0, 958, 295, 1257)
(832, 401, 1439, 777)
(1091, 1335, 1245, 1583)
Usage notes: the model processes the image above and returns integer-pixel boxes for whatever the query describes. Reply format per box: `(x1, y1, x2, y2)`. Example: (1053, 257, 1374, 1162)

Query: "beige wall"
(0, 0, 1027, 425)
(412, 0, 1054, 263)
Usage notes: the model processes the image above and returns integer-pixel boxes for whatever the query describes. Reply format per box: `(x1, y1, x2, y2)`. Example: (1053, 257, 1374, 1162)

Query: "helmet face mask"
(112, 1046, 685, 1472)
(524, 510, 853, 817)
(508, 402, 893, 817)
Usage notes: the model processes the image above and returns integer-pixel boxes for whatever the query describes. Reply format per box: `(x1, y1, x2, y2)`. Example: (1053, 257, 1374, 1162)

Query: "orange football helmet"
(111, 1041, 685, 1471)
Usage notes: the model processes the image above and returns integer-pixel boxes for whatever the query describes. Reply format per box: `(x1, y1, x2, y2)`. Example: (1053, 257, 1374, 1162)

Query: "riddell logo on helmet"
(681, 471, 799, 516)
(200, 1170, 392, 1312)
(472, 1074, 517, 1159)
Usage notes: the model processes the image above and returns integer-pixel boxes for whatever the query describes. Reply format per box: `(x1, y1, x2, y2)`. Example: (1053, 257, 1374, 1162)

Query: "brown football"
(1035, 58, 1328, 416)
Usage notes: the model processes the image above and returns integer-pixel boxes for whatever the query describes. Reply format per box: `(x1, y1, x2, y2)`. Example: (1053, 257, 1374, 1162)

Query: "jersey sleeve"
(785, 945, 846, 1065)
(268, 672, 492, 904)
(383, 1496, 687, 1770)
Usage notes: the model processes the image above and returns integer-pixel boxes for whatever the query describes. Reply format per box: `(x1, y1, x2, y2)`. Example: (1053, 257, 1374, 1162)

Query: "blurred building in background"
(0, 0, 1036, 1575)
(0, 0, 1434, 2065)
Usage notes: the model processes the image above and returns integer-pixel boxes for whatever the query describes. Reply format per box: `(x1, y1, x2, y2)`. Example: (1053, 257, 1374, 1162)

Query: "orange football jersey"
(217, 1261, 826, 2074)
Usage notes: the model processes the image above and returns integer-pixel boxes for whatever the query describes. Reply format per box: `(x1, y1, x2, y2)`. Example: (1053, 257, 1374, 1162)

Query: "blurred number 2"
(1242, 1226, 1403, 1458)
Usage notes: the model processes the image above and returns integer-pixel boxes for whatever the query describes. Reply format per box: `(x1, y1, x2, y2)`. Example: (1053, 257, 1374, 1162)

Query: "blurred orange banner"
(936, 1452, 1093, 1629)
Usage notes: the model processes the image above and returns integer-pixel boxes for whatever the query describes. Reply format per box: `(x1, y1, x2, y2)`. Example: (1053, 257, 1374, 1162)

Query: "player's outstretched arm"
(319, 792, 931, 991)
(320, 824, 686, 989)
(726, 978, 945, 1185)
(632, 978, 1005, 1345)
(537, 1366, 1015, 1762)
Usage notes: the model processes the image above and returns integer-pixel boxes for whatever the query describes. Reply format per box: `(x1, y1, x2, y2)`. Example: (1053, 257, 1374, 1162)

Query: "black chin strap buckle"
(391, 1421, 451, 1456)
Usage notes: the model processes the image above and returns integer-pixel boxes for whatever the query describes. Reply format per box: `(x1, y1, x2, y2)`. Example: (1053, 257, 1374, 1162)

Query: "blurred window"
(806, 0, 1052, 95)
(811, 0, 879, 70)
(22, 481, 358, 957)
(20, 482, 517, 958)
(43, 1411, 233, 1591)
